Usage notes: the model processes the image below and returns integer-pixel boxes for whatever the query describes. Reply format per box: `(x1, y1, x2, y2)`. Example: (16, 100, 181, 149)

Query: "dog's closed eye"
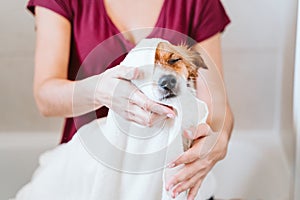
(167, 58, 182, 65)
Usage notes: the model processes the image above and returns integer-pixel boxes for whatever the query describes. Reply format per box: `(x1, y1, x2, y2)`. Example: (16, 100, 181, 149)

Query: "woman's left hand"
(165, 123, 230, 200)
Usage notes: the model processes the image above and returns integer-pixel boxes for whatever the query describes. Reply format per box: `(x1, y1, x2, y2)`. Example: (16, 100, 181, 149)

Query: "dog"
(154, 41, 207, 100)
(153, 41, 208, 151)
(14, 38, 214, 200)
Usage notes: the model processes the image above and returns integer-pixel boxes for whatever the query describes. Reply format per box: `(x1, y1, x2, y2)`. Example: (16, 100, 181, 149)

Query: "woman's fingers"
(112, 65, 139, 80)
(103, 65, 176, 126)
(183, 123, 211, 140)
(172, 171, 204, 198)
(170, 134, 220, 168)
(165, 162, 201, 191)
(146, 112, 168, 126)
(129, 89, 175, 118)
(167, 141, 203, 168)
(125, 103, 167, 126)
(187, 178, 204, 200)
(125, 111, 148, 126)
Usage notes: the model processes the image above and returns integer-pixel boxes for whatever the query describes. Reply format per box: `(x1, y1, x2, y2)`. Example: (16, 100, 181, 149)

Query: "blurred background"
(0, 0, 299, 199)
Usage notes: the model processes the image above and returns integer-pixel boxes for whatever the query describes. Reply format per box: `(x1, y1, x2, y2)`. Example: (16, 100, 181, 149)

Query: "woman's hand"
(95, 65, 175, 126)
(165, 123, 229, 200)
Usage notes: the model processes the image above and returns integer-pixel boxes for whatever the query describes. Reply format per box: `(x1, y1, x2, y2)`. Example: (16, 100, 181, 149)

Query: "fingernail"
(167, 114, 175, 119)
(167, 162, 175, 168)
(167, 184, 174, 191)
(174, 192, 179, 198)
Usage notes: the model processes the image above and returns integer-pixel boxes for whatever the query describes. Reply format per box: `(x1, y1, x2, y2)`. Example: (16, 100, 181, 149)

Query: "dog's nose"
(158, 74, 177, 90)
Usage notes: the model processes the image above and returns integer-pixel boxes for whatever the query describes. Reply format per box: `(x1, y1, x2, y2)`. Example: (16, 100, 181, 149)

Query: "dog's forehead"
(156, 42, 173, 53)
(121, 38, 170, 68)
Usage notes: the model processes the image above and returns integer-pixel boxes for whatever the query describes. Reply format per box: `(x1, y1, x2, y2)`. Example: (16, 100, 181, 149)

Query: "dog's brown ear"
(190, 50, 208, 70)
(185, 49, 208, 79)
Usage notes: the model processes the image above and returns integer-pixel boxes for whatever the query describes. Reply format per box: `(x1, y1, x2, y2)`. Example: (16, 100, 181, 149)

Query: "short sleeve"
(27, 0, 73, 22)
(191, 0, 230, 42)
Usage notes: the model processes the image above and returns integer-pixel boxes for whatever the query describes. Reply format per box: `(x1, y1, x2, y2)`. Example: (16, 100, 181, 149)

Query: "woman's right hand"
(95, 65, 176, 126)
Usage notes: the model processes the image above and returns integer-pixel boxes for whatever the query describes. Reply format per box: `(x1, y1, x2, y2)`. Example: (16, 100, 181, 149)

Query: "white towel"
(14, 38, 215, 200)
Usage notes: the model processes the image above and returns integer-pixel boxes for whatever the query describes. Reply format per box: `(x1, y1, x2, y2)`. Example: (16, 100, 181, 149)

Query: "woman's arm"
(33, 7, 174, 125)
(34, 6, 75, 117)
(195, 33, 234, 139)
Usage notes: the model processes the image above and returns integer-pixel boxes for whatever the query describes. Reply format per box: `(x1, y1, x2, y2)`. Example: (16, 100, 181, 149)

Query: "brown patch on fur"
(155, 42, 207, 80)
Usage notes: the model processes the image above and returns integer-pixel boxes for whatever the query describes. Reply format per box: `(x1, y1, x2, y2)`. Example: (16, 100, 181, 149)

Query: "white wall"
(222, 0, 297, 170)
(221, 0, 297, 198)
(293, 1, 300, 199)
(221, 0, 296, 132)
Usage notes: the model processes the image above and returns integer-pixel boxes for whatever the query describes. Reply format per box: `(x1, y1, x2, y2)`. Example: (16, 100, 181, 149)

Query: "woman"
(27, 0, 234, 199)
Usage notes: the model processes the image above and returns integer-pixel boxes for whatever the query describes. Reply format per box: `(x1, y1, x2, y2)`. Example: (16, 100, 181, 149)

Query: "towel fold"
(14, 38, 215, 200)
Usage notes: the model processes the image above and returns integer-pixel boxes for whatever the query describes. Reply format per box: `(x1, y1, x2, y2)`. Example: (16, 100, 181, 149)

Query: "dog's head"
(154, 42, 207, 100)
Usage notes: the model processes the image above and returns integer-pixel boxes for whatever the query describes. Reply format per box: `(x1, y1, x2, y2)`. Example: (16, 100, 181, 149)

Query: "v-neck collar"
(101, 0, 167, 46)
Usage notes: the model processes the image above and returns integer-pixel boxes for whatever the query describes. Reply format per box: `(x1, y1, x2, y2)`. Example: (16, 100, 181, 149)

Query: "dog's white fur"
(14, 39, 215, 200)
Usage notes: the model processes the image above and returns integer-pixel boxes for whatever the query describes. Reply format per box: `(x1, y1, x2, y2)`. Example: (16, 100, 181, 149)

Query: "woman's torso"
(35, 0, 230, 143)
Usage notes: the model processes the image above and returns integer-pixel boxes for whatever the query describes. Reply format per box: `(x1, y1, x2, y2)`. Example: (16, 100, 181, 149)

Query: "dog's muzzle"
(158, 74, 178, 99)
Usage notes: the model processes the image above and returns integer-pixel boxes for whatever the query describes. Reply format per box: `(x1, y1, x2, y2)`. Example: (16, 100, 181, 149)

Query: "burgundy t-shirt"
(27, 0, 230, 143)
